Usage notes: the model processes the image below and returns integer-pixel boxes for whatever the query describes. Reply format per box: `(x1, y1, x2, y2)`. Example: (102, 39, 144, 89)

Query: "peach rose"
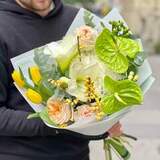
(76, 25, 97, 48)
(77, 104, 95, 118)
(47, 99, 72, 125)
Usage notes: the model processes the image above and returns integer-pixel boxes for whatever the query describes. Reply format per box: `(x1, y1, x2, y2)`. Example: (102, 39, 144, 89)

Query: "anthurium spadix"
(47, 35, 78, 74)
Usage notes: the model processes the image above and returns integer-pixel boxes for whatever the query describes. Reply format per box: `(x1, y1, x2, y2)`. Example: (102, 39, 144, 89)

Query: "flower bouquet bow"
(11, 8, 155, 160)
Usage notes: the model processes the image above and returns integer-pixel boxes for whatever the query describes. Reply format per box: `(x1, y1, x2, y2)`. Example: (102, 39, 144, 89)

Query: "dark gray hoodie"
(0, 0, 90, 160)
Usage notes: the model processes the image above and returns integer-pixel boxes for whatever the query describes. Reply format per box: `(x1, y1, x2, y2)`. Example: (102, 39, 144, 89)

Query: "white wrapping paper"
(11, 8, 155, 136)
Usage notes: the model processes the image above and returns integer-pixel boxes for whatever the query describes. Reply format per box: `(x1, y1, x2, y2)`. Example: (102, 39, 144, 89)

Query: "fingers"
(112, 122, 122, 130)
(108, 122, 123, 138)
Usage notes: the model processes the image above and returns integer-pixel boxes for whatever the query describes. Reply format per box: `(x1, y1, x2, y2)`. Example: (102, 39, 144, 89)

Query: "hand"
(108, 122, 123, 138)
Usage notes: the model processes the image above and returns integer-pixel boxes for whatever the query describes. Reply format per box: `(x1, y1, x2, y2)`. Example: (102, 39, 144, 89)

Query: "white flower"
(67, 55, 105, 102)
(67, 55, 123, 101)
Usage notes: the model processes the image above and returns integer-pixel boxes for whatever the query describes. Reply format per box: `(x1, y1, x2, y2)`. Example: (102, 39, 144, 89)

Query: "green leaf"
(102, 76, 143, 114)
(28, 67, 32, 82)
(27, 108, 57, 127)
(95, 28, 140, 73)
(83, 10, 95, 28)
(38, 79, 55, 102)
(18, 66, 34, 89)
(27, 112, 40, 119)
(34, 47, 61, 79)
(18, 67, 25, 81)
(39, 108, 57, 126)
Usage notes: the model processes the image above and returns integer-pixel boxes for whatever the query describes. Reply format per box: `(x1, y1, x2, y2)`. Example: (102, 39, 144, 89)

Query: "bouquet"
(11, 8, 155, 160)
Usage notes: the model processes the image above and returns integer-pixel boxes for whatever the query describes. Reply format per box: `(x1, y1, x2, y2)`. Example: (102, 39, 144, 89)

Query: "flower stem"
(104, 139, 112, 160)
(122, 133, 138, 141)
(77, 36, 81, 61)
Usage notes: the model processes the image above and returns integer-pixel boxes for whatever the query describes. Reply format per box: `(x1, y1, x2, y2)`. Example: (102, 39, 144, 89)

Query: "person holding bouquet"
(0, 0, 122, 160)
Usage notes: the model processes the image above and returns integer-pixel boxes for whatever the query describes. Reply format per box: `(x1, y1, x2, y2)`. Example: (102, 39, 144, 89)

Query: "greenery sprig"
(109, 20, 132, 38)
(84, 10, 96, 28)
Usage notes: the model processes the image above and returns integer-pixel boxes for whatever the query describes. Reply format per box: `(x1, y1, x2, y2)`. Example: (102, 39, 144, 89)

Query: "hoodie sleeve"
(0, 46, 59, 137)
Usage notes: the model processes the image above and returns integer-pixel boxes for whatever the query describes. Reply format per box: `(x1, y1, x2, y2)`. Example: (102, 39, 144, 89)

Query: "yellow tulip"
(29, 66, 41, 85)
(25, 89, 42, 104)
(12, 70, 25, 88)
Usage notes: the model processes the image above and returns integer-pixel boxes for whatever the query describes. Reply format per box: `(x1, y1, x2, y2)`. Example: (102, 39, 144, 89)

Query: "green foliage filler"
(34, 47, 61, 79)
(28, 108, 56, 126)
(84, 10, 95, 28)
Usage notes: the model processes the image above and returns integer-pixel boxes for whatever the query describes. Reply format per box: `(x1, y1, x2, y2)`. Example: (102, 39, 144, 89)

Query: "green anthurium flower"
(95, 28, 141, 73)
(102, 76, 143, 114)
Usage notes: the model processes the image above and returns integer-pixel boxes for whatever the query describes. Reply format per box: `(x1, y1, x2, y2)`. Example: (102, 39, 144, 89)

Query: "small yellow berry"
(65, 99, 71, 104)
(133, 75, 139, 81)
(128, 75, 133, 80)
(48, 79, 52, 82)
(71, 102, 74, 106)
(90, 107, 96, 111)
(51, 80, 55, 84)
(73, 99, 79, 104)
(95, 106, 99, 110)
(96, 115, 102, 121)
(129, 71, 134, 76)
(97, 112, 101, 116)
(59, 124, 68, 128)
(99, 112, 105, 117)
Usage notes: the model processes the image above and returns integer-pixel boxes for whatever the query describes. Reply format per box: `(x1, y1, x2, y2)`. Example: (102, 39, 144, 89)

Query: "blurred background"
(63, 0, 160, 159)
(63, 0, 160, 55)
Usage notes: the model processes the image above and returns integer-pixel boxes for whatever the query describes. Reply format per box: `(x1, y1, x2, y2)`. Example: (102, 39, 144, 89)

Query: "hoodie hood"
(0, 0, 63, 19)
